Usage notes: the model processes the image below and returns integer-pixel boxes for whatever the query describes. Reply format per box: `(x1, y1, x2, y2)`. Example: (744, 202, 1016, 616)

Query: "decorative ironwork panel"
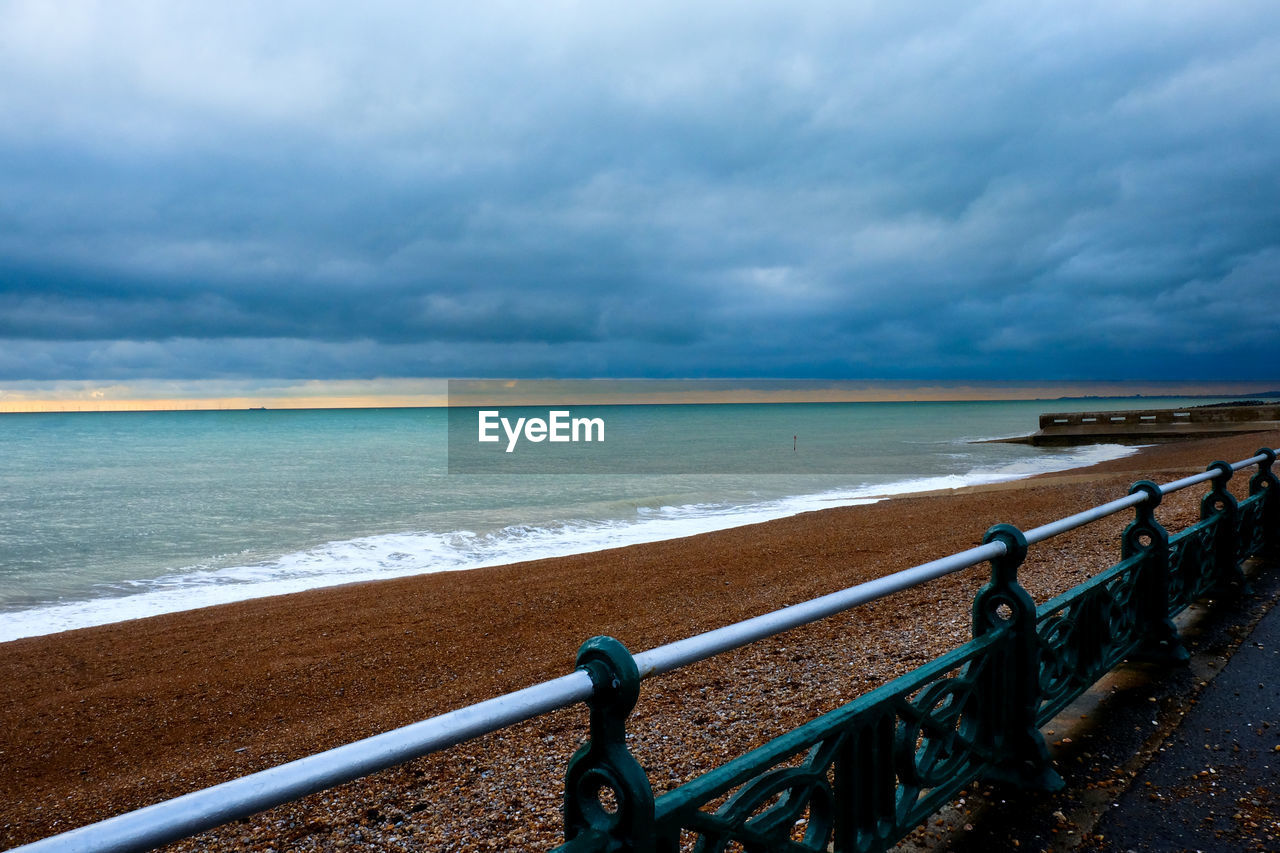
(1167, 518, 1219, 614)
(1237, 492, 1267, 562)
(651, 632, 1008, 853)
(1248, 449, 1279, 559)
(1033, 553, 1144, 725)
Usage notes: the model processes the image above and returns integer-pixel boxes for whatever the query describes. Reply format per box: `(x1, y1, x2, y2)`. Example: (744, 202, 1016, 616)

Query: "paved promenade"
(1090, 576, 1279, 852)
(901, 558, 1279, 853)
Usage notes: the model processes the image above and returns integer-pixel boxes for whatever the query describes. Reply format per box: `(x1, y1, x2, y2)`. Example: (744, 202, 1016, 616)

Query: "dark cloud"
(1, 1, 1278, 381)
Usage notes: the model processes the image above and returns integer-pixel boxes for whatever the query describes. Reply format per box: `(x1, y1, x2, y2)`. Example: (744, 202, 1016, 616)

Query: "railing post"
(1201, 461, 1247, 594)
(1249, 448, 1279, 559)
(1122, 481, 1189, 665)
(561, 636, 655, 853)
(973, 524, 1064, 792)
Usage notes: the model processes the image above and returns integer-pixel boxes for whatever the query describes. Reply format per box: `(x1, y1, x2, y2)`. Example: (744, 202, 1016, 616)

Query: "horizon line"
(1, 378, 1277, 415)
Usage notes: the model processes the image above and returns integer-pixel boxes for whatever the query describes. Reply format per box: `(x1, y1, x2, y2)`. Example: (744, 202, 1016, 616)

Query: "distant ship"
(249, 406, 267, 411)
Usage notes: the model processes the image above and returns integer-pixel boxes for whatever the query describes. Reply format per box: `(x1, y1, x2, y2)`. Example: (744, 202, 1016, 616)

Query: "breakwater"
(1008, 403, 1280, 446)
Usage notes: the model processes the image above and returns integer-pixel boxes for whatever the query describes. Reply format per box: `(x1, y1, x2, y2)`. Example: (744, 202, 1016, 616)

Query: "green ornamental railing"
(556, 454, 1279, 853)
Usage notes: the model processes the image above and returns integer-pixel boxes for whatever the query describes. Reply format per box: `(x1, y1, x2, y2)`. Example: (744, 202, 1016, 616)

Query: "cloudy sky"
(2, 1, 1278, 385)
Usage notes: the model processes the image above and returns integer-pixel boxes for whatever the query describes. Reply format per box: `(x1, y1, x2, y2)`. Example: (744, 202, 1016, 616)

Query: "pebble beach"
(2, 429, 1277, 851)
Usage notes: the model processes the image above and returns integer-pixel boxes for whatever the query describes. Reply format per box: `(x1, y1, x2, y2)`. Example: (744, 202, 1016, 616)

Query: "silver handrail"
(11, 452, 1270, 853)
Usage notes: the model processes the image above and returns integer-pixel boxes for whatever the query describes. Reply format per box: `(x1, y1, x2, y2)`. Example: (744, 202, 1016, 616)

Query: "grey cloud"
(0, 1, 1278, 381)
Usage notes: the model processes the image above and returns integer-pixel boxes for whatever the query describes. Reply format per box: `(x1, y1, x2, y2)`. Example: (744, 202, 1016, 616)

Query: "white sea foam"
(0, 442, 1138, 642)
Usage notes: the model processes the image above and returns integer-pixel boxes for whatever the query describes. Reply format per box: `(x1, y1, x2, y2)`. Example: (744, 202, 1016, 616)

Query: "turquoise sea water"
(0, 397, 1239, 641)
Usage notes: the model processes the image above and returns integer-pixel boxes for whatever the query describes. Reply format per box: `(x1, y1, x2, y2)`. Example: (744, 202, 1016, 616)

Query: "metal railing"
(12, 450, 1279, 853)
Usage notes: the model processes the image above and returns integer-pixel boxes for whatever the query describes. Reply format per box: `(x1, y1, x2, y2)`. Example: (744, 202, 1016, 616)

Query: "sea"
(0, 396, 1241, 643)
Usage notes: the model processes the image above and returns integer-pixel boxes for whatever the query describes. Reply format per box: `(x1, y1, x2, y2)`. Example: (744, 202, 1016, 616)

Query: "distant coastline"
(1, 378, 1277, 414)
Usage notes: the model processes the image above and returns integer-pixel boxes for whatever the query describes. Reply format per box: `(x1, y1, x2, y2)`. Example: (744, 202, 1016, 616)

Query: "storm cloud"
(1, 1, 1278, 380)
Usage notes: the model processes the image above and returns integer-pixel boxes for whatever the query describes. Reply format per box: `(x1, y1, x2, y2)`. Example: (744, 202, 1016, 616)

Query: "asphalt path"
(898, 557, 1279, 853)
(1090, 580, 1279, 852)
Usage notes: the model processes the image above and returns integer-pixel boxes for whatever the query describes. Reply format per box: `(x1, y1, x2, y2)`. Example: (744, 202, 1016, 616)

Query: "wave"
(0, 442, 1137, 642)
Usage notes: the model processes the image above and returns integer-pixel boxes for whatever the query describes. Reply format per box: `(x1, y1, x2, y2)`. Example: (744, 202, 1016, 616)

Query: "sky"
(2, 1, 1279, 393)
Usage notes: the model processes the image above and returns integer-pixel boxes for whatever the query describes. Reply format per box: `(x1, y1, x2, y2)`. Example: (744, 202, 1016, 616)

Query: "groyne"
(1005, 403, 1280, 446)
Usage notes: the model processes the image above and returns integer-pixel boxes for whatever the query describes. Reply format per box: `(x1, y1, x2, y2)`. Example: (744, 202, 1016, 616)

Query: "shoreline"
(1, 429, 1277, 849)
(0, 443, 1141, 644)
